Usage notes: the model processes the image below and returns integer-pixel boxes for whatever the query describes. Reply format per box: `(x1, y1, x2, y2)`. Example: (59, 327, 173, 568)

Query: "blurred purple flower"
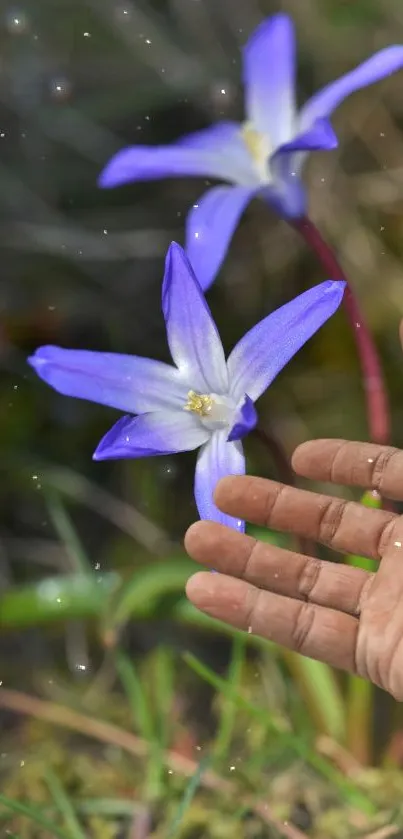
(98, 14, 403, 290)
(29, 243, 345, 531)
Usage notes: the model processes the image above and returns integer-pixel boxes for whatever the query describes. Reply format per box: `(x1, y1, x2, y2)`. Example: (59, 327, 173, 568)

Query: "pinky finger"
(186, 572, 359, 674)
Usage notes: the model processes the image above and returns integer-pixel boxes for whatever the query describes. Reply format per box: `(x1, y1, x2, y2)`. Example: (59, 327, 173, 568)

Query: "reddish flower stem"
(293, 217, 390, 445)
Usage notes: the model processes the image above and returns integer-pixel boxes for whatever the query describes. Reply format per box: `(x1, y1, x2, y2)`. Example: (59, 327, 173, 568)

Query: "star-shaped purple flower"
(29, 243, 345, 531)
(99, 14, 403, 290)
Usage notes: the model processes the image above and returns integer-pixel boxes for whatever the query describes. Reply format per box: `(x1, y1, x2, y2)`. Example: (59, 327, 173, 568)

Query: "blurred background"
(2, 0, 403, 836)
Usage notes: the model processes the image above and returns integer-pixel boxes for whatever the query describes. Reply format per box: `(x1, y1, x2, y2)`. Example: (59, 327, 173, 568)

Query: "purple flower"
(29, 243, 345, 532)
(99, 14, 403, 290)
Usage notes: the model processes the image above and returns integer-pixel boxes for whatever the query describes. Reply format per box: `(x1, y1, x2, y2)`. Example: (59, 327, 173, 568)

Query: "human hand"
(185, 438, 403, 699)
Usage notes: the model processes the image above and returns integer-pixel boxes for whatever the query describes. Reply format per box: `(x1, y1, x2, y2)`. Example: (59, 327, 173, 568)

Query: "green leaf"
(0, 794, 71, 839)
(44, 488, 92, 575)
(246, 524, 291, 549)
(106, 558, 197, 632)
(0, 573, 120, 628)
(44, 768, 87, 839)
(345, 490, 382, 572)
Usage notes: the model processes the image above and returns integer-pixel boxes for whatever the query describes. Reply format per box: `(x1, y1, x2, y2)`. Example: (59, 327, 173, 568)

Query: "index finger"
(292, 439, 403, 500)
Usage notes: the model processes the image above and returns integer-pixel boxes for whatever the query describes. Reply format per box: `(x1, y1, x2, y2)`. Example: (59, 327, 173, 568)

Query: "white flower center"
(241, 121, 273, 183)
(183, 390, 235, 431)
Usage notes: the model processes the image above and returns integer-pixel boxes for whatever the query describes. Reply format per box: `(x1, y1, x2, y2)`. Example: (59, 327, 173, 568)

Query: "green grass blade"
(44, 768, 87, 839)
(116, 651, 164, 798)
(214, 636, 245, 759)
(152, 646, 175, 748)
(282, 651, 346, 740)
(45, 489, 92, 575)
(346, 675, 373, 764)
(0, 794, 71, 839)
(183, 652, 375, 815)
(116, 652, 156, 742)
(76, 799, 142, 817)
(166, 756, 211, 839)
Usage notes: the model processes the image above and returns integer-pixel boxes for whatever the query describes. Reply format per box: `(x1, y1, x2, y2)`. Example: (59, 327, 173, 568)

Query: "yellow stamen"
(241, 122, 265, 162)
(184, 390, 213, 417)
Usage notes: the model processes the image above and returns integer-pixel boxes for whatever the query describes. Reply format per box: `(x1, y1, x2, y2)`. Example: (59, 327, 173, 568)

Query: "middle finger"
(214, 476, 398, 558)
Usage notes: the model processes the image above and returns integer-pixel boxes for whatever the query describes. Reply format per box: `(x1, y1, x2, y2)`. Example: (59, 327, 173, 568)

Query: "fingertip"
(291, 440, 317, 472)
(214, 474, 251, 511)
(184, 520, 206, 554)
(292, 438, 345, 477)
(184, 519, 218, 557)
(214, 474, 235, 508)
(185, 571, 217, 604)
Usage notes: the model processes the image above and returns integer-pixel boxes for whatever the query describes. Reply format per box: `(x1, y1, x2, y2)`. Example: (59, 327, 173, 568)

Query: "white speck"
(394, 541, 402, 548)
(56, 597, 61, 603)
(50, 77, 72, 99)
(103, 228, 108, 235)
(125, 436, 130, 443)
(145, 115, 150, 121)
(76, 663, 87, 671)
(95, 562, 101, 570)
(380, 132, 385, 137)
(274, 572, 279, 579)
(321, 177, 325, 183)
(367, 458, 374, 463)
(229, 765, 235, 771)
(48, 305, 56, 311)
(355, 322, 361, 329)
(6, 11, 29, 33)
(20, 760, 25, 767)
(220, 88, 226, 95)
(196, 745, 202, 751)
(83, 31, 91, 37)
(145, 38, 151, 44)
(168, 769, 173, 774)
(194, 232, 199, 239)
(247, 625, 252, 634)
(380, 226, 385, 232)
(0, 133, 5, 138)
(193, 203, 199, 209)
